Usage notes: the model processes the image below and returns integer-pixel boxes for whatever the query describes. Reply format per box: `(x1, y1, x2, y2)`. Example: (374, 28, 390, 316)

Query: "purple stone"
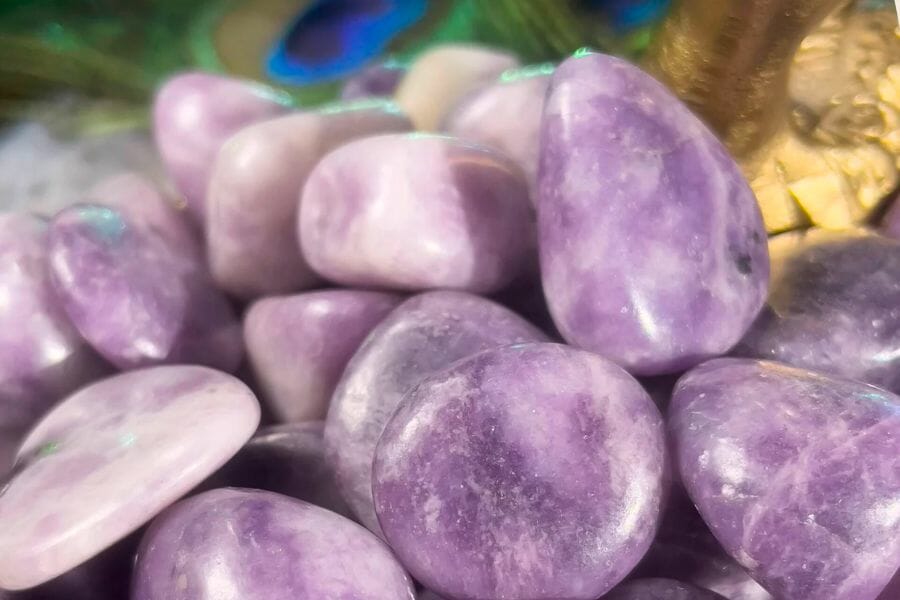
(211, 422, 351, 518)
(245, 290, 401, 422)
(670, 358, 900, 600)
(132, 488, 416, 600)
(373, 342, 666, 600)
(0, 429, 20, 476)
(605, 578, 727, 599)
(325, 290, 548, 534)
(735, 229, 900, 393)
(153, 72, 291, 222)
(0, 213, 106, 431)
(299, 133, 534, 293)
(207, 101, 411, 299)
(0, 365, 260, 590)
(538, 52, 769, 375)
(48, 204, 242, 371)
(341, 62, 407, 100)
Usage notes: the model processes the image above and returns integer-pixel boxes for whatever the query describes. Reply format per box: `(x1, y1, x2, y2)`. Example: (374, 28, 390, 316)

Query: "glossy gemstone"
(153, 72, 291, 221)
(604, 578, 726, 599)
(245, 290, 401, 422)
(299, 133, 534, 293)
(538, 52, 769, 375)
(670, 358, 900, 600)
(325, 290, 548, 534)
(373, 343, 666, 600)
(132, 488, 416, 600)
(48, 204, 242, 371)
(735, 229, 900, 392)
(207, 101, 410, 299)
(341, 62, 407, 100)
(0, 365, 260, 590)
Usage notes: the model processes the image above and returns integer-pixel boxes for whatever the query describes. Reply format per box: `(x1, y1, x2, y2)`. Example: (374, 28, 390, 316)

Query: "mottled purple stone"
(245, 290, 401, 422)
(325, 290, 548, 534)
(207, 101, 411, 299)
(374, 343, 666, 600)
(341, 62, 407, 100)
(47, 204, 242, 371)
(299, 133, 534, 293)
(538, 52, 769, 375)
(153, 72, 291, 221)
(0, 213, 105, 431)
(735, 229, 900, 393)
(132, 488, 416, 600)
(0, 366, 260, 590)
(670, 358, 900, 600)
(605, 578, 727, 600)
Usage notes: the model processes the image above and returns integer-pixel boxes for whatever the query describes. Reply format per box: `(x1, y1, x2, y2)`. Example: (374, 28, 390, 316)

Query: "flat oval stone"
(245, 290, 401, 422)
(394, 44, 518, 130)
(605, 579, 727, 600)
(299, 133, 534, 293)
(373, 343, 666, 600)
(48, 204, 242, 371)
(0, 213, 106, 431)
(341, 62, 407, 100)
(735, 229, 900, 393)
(0, 365, 260, 590)
(153, 72, 291, 221)
(670, 358, 900, 600)
(132, 488, 415, 600)
(538, 52, 769, 375)
(207, 101, 410, 299)
(325, 290, 548, 534)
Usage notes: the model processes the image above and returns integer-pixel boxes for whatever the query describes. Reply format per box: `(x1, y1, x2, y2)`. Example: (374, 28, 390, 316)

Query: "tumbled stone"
(538, 52, 769, 375)
(0, 366, 260, 590)
(245, 290, 401, 422)
(341, 62, 407, 100)
(153, 72, 291, 221)
(132, 488, 415, 600)
(394, 44, 518, 130)
(48, 204, 242, 371)
(207, 102, 410, 299)
(735, 229, 900, 392)
(374, 342, 666, 600)
(325, 290, 548, 534)
(299, 133, 534, 293)
(605, 578, 726, 600)
(0, 213, 105, 431)
(670, 358, 900, 600)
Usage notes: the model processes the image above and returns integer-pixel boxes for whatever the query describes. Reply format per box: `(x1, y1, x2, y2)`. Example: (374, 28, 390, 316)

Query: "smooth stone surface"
(132, 488, 415, 600)
(605, 578, 727, 600)
(325, 290, 548, 534)
(0, 213, 105, 431)
(341, 62, 407, 100)
(211, 422, 351, 517)
(300, 133, 534, 293)
(0, 365, 260, 590)
(445, 64, 552, 197)
(735, 229, 900, 393)
(153, 72, 291, 221)
(394, 44, 519, 130)
(374, 343, 666, 600)
(48, 204, 242, 371)
(538, 52, 769, 375)
(245, 290, 401, 422)
(670, 358, 900, 600)
(207, 102, 411, 299)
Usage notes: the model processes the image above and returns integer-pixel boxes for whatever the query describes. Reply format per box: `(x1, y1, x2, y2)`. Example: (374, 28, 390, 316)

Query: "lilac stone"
(735, 229, 900, 393)
(0, 366, 260, 590)
(0, 213, 106, 431)
(132, 488, 416, 600)
(538, 52, 769, 375)
(325, 290, 548, 534)
(244, 290, 401, 422)
(299, 133, 534, 293)
(373, 343, 666, 600)
(153, 72, 291, 222)
(47, 204, 242, 371)
(670, 358, 900, 600)
(207, 102, 410, 299)
(341, 62, 407, 100)
(605, 579, 727, 600)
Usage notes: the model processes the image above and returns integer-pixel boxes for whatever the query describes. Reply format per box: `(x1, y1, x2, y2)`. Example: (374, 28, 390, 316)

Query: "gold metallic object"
(644, 0, 900, 233)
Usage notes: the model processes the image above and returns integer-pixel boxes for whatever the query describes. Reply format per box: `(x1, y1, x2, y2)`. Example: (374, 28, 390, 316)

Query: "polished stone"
(605, 578, 727, 599)
(341, 62, 407, 100)
(538, 52, 768, 375)
(374, 343, 666, 600)
(0, 365, 260, 590)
